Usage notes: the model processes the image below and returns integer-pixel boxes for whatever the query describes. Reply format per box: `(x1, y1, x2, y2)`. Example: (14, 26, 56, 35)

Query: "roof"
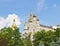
(40, 24, 53, 29)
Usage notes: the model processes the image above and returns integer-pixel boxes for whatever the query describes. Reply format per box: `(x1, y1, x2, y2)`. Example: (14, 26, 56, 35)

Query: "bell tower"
(33, 13, 37, 23)
(28, 12, 33, 23)
(11, 18, 17, 30)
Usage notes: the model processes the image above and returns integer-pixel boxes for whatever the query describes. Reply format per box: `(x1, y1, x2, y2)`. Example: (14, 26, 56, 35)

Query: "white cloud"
(53, 26, 57, 29)
(0, 14, 21, 29)
(0, 17, 6, 29)
(37, 0, 45, 11)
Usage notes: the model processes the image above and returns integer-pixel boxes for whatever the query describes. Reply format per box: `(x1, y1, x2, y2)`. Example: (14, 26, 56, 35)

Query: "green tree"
(23, 33, 32, 46)
(33, 30, 46, 46)
(0, 27, 24, 46)
(33, 30, 57, 46)
(55, 28, 60, 37)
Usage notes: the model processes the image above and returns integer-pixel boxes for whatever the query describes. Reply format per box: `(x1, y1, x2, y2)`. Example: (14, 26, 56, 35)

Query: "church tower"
(33, 13, 37, 21)
(23, 12, 54, 43)
(23, 13, 40, 40)
(28, 12, 33, 23)
(11, 18, 17, 30)
(23, 12, 40, 34)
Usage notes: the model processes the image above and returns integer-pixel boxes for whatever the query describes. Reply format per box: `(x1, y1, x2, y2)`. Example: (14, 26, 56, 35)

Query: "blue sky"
(0, 0, 60, 32)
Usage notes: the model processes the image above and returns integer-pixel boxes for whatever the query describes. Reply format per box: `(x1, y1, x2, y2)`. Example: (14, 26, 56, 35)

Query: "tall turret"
(33, 13, 36, 17)
(33, 13, 37, 23)
(28, 13, 33, 23)
(11, 18, 17, 30)
(37, 18, 39, 23)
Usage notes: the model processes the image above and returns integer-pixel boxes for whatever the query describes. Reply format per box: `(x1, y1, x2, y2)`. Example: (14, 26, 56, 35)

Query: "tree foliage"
(0, 27, 60, 46)
(33, 29, 59, 46)
(23, 33, 32, 46)
(55, 28, 60, 37)
(0, 27, 24, 46)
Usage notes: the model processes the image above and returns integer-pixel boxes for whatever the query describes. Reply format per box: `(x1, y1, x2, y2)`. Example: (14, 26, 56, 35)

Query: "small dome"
(12, 23, 16, 28)
(37, 19, 39, 21)
(33, 13, 36, 17)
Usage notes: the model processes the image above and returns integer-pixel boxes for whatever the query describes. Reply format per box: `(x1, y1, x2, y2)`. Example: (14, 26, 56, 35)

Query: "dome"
(33, 13, 36, 17)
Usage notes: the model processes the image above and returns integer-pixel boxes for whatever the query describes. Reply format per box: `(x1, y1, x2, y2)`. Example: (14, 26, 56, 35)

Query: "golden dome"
(11, 18, 17, 30)
(37, 19, 39, 21)
(29, 13, 33, 22)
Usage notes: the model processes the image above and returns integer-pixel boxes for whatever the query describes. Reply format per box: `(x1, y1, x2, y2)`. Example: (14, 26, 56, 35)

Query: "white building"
(23, 13, 54, 40)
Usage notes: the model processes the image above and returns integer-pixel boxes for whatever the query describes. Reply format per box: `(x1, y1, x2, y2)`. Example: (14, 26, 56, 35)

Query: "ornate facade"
(23, 13, 54, 40)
